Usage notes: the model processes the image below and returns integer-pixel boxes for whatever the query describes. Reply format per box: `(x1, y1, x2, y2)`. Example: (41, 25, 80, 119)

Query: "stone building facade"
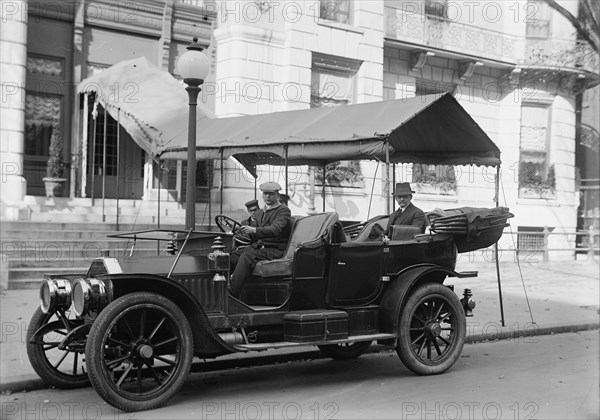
(1, 0, 598, 257)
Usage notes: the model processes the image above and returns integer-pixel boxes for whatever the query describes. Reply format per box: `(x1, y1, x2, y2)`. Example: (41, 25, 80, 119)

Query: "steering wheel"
(214, 215, 251, 245)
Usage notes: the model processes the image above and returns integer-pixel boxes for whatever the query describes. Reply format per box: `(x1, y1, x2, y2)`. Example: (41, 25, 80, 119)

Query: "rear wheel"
(397, 283, 465, 375)
(86, 292, 193, 412)
(26, 308, 89, 388)
(318, 341, 372, 360)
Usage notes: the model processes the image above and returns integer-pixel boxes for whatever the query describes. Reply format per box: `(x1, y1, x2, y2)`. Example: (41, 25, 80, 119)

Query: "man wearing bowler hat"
(384, 182, 426, 235)
(229, 182, 292, 299)
(241, 199, 259, 227)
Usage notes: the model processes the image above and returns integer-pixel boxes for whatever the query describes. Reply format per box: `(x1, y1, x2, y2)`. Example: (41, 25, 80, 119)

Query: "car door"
(326, 242, 384, 306)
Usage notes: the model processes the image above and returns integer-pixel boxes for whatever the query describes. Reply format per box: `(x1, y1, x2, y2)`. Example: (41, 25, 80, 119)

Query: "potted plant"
(42, 124, 67, 197)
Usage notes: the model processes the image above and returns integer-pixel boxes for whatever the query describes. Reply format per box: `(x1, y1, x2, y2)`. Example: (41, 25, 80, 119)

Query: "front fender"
(104, 274, 238, 357)
(379, 264, 472, 334)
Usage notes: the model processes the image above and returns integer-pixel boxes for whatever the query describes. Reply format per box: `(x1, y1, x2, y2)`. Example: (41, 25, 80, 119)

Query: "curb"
(2, 322, 598, 394)
(465, 321, 600, 343)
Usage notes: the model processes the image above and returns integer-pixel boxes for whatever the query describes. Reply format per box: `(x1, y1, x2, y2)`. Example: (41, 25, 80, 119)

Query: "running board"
(234, 333, 397, 351)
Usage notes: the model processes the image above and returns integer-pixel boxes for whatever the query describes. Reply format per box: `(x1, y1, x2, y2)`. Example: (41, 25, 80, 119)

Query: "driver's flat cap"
(259, 182, 282, 193)
(244, 199, 259, 208)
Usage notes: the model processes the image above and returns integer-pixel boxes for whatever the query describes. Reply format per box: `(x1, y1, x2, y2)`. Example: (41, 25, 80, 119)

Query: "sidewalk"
(1, 260, 598, 393)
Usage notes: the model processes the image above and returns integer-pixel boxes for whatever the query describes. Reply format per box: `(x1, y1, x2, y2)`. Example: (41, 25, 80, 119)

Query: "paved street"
(1, 330, 598, 419)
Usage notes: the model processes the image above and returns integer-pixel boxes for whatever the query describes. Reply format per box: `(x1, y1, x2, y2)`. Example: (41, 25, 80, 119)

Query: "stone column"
(0, 0, 28, 218)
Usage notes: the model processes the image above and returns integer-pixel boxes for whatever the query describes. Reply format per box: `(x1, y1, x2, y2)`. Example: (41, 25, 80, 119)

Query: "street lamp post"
(177, 37, 210, 230)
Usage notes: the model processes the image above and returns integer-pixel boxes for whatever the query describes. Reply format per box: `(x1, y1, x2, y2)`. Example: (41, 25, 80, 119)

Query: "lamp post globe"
(177, 37, 210, 230)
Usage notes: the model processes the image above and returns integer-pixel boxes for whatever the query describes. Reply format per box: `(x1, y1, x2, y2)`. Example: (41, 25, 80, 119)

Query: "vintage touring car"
(27, 206, 513, 412)
(27, 92, 512, 411)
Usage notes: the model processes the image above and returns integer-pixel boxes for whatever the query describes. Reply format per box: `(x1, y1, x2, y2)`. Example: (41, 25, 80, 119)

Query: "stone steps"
(1, 196, 249, 289)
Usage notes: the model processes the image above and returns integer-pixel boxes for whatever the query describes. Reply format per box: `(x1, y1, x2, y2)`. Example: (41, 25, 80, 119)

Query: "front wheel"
(397, 283, 465, 375)
(318, 341, 372, 360)
(26, 308, 89, 388)
(86, 292, 193, 412)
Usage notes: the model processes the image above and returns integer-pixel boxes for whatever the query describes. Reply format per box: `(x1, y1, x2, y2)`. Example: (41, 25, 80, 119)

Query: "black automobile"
(27, 207, 513, 412)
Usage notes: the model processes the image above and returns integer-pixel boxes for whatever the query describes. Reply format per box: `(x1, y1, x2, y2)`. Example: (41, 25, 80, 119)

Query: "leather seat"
(252, 213, 338, 278)
(351, 216, 389, 242)
(389, 225, 421, 241)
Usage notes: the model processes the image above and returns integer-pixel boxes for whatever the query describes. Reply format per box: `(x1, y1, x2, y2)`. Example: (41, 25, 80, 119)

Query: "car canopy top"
(157, 92, 501, 174)
(77, 57, 215, 156)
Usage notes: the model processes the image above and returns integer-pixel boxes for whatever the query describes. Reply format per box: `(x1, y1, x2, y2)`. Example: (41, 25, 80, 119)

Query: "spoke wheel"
(397, 283, 465, 375)
(318, 341, 372, 360)
(86, 292, 193, 412)
(215, 214, 251, 244)
(26, 307, 89, 388)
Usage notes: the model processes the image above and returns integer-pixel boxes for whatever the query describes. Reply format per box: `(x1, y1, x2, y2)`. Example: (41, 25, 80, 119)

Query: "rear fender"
(379, 264, 466, 334)
(104, 274, 237, 357)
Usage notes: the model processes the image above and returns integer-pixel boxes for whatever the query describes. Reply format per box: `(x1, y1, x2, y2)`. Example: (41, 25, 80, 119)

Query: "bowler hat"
(392, 182, 415, 196)
(244, 199, 259, 209)
(259, 182, 282, 193)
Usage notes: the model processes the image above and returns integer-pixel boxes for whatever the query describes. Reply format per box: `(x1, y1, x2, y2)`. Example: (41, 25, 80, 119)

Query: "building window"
(526, 0, 550, 38)
(310, 53, 362, 187)
(319, 0, 351, 24)
(90, 108, 118, 177)
(27, 55, 64, 77)
(519, 104, 555, 195)
(412, 164, 457, 194)
(424, 0, 447, 20)
(517, 226, 545, 256)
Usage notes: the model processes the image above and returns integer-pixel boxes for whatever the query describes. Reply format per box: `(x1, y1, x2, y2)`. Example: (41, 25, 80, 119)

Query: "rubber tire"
(26, 308, 90, 389)
(86, 292, 193, 412)
(397, 283, 465, 375)
(318, 341, 372, 360)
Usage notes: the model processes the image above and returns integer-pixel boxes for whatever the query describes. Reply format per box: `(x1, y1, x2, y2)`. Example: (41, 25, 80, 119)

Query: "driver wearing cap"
(229, 182, 292, 299)
(241, 199, 259, 227)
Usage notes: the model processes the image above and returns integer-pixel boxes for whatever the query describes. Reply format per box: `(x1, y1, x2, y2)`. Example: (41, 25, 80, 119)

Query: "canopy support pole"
(392, 163, 396, 212)
(322, 165, 326, 212)
(157, 161, 161, 255)
(116, 108, 120, 231)
(385, 141, 391, 214)
(208, 159, 212, 228)
(284, 146, 289, 194)
(220, 149, 224, 215)
(101, 106, 107, 223)
(494, 164, 505, 326)
(90, 98, 97, 205)
(308, 167, 316, 215)
(81, 93, 88, 198)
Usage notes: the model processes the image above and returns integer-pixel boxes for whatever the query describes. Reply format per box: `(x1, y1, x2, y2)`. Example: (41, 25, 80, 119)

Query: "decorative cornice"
(410, 50, 434, 71)
(458, 60, 482, 80)
(214, 24, 285, 47)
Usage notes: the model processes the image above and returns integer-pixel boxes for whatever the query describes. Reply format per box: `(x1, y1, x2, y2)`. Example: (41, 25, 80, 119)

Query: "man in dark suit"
(384, 182, 426, 235)
(229, 182, 292, 298)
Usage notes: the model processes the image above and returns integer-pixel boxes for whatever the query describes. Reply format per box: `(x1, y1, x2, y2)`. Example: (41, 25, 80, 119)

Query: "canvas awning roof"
(77, 60, 500, 172)
(77, 57, 215, 156)
(157, 93, 501, 172)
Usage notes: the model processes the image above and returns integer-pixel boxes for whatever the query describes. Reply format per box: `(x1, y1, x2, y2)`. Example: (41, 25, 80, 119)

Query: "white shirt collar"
(264, 202, 281, 211)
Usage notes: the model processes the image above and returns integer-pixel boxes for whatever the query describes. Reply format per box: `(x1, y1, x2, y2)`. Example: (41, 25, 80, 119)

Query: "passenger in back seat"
(228, 182, 292, 299)
(385, 182, 426, 235)
(369, 182, 426, 239)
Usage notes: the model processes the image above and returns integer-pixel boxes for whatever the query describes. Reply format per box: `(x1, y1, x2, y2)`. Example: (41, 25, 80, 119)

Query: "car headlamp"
(40, 278, 72, 314)
(72, 278, 111, 317)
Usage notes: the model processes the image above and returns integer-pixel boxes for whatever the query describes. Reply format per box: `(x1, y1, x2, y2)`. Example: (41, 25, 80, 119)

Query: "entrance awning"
(77, 57, 215, 157)
(158, 93, 501, 171)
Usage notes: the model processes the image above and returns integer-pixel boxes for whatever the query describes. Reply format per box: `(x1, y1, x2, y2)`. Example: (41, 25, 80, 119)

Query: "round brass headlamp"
(40, 278, 72, 314)
(72, 278, 110, 317)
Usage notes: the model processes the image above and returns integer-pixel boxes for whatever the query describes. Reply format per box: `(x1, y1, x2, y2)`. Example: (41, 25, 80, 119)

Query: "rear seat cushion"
(389, 225, 421, 241)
